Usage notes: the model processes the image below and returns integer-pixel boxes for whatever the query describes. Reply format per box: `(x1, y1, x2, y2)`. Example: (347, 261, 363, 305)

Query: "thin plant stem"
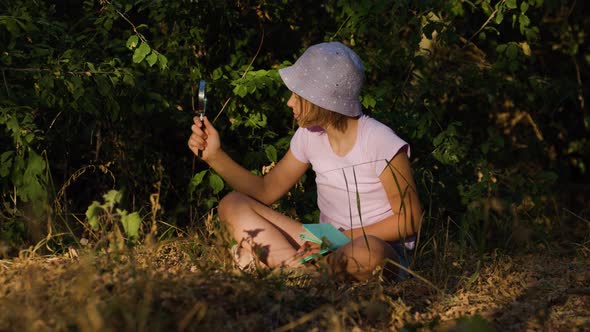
(563, 208, 590, 225)
(384, 257, 443, 295)
(329, 15, 352, 41)
(463, 0, 505, 48)
(342, 168, 356, 258)
(212, 27, 265, 124)
(2, 68, 9, 97)
(352, 167, 370, 251)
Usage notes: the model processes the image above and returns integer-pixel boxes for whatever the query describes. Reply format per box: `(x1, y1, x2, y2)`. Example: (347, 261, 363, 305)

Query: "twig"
(102, 0, 140, 38)
(212, 27, 265, 124)
(563, 208, 590, 225)
(525, 112, 544, 141)
(566, 0, 577, 18)
(572, 55, 585, 112)
(1, 67, 52, 73)
(0, 260, 12, 270)
(48, 110, 63, 131)
(0, 67, 115, 75)
(463, 0, 505, 48)
(387, 256, 443, 294)
(103, 0, 163, 57)
(423, 103, 445, 132)
(54, 164, 115, 214)
(2, 68, 9, 97)
(329, 15, 352, 41)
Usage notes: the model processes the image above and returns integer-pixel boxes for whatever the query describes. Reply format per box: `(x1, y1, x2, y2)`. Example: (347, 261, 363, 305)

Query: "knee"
(361, 235, 399, 264)
(353, 235, 383, 248)
(328, 235, 399, 281)
(218, 191, 249, 222)
(349, 235, 389, 254)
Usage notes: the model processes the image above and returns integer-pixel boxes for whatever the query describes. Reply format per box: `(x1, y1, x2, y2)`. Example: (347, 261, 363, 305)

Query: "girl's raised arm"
(189, 116, 308, 205)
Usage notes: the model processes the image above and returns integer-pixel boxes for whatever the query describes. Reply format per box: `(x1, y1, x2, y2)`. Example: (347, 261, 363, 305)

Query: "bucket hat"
(279, 42, 364, 117)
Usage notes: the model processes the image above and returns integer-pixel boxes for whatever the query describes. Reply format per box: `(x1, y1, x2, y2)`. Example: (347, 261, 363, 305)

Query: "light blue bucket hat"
(279, 42, 364, 117)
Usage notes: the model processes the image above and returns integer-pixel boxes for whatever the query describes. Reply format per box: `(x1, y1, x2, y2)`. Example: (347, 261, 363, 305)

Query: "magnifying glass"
(197, 80, 207, 158)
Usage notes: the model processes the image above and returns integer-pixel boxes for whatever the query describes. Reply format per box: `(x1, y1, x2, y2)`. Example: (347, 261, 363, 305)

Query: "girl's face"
(287, 93, 314, 128)
(286, 92, 350, 132)
(287, 93, 301, 119)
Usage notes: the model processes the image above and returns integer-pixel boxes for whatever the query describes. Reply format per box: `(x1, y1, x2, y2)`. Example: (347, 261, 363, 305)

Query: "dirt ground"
(0, 240, 588, 331)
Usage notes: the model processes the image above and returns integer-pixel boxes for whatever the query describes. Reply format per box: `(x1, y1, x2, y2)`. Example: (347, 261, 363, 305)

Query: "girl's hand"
(297, 241, 322, 256)
(188, 116, 221, 162)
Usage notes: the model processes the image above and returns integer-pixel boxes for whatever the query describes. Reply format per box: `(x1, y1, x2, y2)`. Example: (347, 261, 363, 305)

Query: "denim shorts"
(388, 240, 414, 281)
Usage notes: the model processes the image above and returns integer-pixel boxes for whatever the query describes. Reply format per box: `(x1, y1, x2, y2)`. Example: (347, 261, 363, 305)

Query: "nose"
(287, 93, 296, 109)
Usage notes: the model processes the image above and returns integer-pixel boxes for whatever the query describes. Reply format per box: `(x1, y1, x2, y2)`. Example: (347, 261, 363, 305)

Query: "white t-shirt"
(290, 115, 410, 230)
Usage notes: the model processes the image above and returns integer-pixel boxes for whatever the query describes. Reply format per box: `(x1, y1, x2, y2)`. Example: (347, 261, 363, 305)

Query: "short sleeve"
(369, 122, 410, 176)
(289, 127, 310, 163)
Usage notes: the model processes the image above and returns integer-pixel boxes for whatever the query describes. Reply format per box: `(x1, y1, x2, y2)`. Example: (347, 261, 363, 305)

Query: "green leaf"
(120, 211, 142, 240)
(361, 94, 377, 108)
(189, 170, 208, 193)
(132, 42, 150, 63)
(94, 75, 111, 97)
(87, 62, 97, 72)
(506, 0, 517, 9)
(0, 16, 21, 37)
(116, 208, 127, 217)
(265, 145, 277, 162)
(39, 75, 54, 89)
(158, 54, 168, 70)
(126, 35, 139, 49)
(103, 190, 122, 209)
(25, 133, 34, 143)
(123, 73, 135, 86)
(495, 11, 504, 24)
(25, 150, 45, 177)
(0, 151, 14, 177)
(66, 76, 84, 100)
(506, 43, 519, 59)
(432, 123, 465, 165)
(209, 173, 224, 194)
(233, 84, 248, 98)
(85, 201, 102, 230)
(212, 67, 224, 80)
(519, 14, 530, 33)
(146, 52, 158, 67)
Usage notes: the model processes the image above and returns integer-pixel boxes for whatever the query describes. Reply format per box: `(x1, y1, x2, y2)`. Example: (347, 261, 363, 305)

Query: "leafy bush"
(0, 0, 588, 252)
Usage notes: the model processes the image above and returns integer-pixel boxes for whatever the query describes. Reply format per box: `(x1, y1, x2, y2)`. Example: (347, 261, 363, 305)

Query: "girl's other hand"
(297, 241, 322, 256)
(188, 116, 221, 162)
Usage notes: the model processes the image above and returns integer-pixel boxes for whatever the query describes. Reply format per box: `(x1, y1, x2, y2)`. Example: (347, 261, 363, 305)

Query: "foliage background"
(0, 0, 588, 253)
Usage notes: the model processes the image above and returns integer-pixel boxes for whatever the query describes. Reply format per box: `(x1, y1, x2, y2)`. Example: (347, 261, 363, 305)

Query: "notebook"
(298, 223, 351, 263)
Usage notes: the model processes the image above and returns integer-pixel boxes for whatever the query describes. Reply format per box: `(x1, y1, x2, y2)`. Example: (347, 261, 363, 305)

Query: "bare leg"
(218, 192, 306, 268)
(327, 235, 400, 281)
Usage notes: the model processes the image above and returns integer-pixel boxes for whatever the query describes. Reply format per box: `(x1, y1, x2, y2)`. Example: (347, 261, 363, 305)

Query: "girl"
(188, 42, 422, 281)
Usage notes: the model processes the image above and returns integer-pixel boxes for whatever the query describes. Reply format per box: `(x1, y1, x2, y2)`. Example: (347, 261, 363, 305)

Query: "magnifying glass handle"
(197, 80, 207, 159)
(198, 113, 205, 158)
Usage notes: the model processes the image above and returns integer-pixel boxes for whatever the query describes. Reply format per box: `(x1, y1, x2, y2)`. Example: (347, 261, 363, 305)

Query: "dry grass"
(0, 233, 588, 331)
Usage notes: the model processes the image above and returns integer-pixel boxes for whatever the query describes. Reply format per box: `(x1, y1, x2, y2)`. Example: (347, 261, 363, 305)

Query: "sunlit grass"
(1, 207, 588, 331)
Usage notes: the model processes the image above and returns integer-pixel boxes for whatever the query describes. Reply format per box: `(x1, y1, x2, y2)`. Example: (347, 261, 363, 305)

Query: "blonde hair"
(295, 94, 351, 132)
